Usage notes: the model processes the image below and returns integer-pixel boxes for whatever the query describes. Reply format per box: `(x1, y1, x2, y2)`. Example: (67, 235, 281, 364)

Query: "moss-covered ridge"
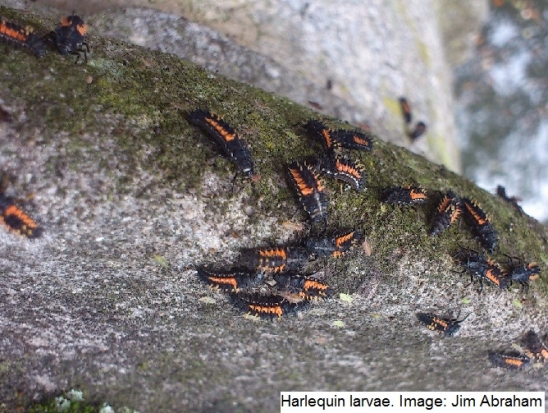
(1, 5, 546, 290)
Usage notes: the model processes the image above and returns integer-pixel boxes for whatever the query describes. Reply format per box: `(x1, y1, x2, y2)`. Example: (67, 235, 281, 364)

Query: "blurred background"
(9, 0, 548, 223)
(455, 0, 548, 224)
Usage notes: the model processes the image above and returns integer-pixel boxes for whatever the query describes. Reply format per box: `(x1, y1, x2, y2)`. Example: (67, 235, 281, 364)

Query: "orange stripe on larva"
(505, 358, 525, 367)
(205, 117, 236, 142)
(290, 168, 314, 196)
(209, 276, 238, 290)
(260, 249, 287, 260)
(437, 196, 451, 213)
(4, 205, 37, 228)
(322, 129, 333, 149)
(335, 232, 354, 247)
(410, 189, 427, 200)
(353, 136, 369, 146)
(0, 24, 27, 43)
(335, 160, 361, 178)
(76, 24, 88, 36)
(249, 304, 283, 317)
(430, 317, 448, 330)
(303, 279, 328, 292)
(485, 269, 501, 286)
(464, 203, 487, 225)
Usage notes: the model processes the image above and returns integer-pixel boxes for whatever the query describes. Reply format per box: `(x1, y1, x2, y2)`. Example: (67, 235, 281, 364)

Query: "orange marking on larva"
(0, 24, 28, 42)
(76, 24, 88, 36)
(60, 16, 71, 27)
(209, 276, 238, 290)
(352, 136, 369, 146)
(450, 208, 461, 223)
(250, 304, 283, 317)
(335, 160, 361, 178)
(437, 197, 451, 213)
(289, 168, 314, 196)
(431, 318, 448, 330)
(410, 189, 427, 200)
(505, 358, 525, 367)
(297, 181, 314, 196)
(401, 100, 411, 114)
(205, 117, 236, 142)
(335, 232, 354, 247)
(303, 279, 328, 292)
(485, 269, 501, 286)
(322, 129, 333, 149)
(464, 203, 487, 225)
(260, 248, 287, 260)
(331, 251, 342, 259)
(4, 205, 37, 228)
(313, 171, 324, 192)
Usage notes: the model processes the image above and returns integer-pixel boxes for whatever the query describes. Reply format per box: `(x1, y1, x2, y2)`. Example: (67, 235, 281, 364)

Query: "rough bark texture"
(0, 5, 547, 413)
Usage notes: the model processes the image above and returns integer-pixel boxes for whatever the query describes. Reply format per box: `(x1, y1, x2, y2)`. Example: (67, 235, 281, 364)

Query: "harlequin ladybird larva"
(315, 155, 367, 192)
(287, 160, 328, 223)
(187, 109, 256, 179)
(461, 198, 498, 253)
(523, 330, 548, 363)
(306, 228, 363, 259)
(45, 14, 89, 63)
(231, 293, 304, 319)
(430, 191, 462, 236)
(382, 185, 427, 206)
(197, 268, 264, 293)
(456, 249, 509, 291)
(238, 246, 309, 274)
(0, 17, 45, 57)
(505, 258, 540, 291)
(0, 174, 42, 238)
(398, 96, 427, 141)
(488, 351, 530, 370)
(416, 312, 469, 337)
(303, 119, 339, 155)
